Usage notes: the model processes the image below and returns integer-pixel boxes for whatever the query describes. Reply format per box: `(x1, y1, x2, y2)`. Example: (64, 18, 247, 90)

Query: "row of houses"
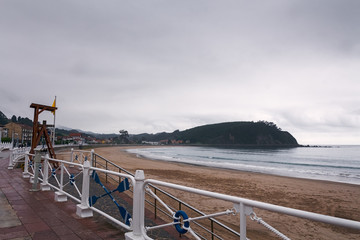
(57, 132, 85, 145)
(0, 122, 190, 147)
(0, 122, 32, 146)
(56, 133, 113, 145)
(0, 123, 89, 146)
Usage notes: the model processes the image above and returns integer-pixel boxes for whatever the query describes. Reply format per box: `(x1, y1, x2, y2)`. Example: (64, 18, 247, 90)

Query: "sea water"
(126, 145, 360, 185)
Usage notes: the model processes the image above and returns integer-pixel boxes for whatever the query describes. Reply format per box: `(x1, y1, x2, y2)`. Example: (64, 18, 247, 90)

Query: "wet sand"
(83, 146, 360, 239)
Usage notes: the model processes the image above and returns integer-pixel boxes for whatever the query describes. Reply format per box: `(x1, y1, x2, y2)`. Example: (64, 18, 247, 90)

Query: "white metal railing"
(23, 151, 135, 230)
(16, 150, 360, 240)
(0, 142, 12, 151)
(7, 147, 30, 169)
(142, 179, 360, 240)
(70, 148, 94, 166)
(0, 142, 12, 152)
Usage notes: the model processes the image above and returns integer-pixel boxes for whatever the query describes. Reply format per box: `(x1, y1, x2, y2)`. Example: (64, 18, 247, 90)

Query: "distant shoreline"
(78, 143, 340, 151)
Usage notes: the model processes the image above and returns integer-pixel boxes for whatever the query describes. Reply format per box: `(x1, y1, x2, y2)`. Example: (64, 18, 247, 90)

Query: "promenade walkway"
(0, 150, 126, 240)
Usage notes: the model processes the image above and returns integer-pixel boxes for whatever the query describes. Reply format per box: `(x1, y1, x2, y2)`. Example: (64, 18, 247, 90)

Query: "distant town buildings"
(0, 122, 188, 147)
(1, 122, 32, 146)
(57, 132, 85, 145)
(56, 133, 112, 145)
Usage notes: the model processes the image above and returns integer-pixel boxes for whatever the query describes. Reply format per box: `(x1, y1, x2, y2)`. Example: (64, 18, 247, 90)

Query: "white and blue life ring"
(173, 210, 190, 234)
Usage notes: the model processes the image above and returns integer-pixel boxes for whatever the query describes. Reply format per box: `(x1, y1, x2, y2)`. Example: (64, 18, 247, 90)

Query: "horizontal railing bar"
(72, 150, 92, 153)
(146, 179, 360, 230)
(35, 155, 85, 168)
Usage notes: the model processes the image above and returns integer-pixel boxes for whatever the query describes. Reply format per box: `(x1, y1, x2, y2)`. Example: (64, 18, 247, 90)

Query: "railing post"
(125, 170, 146, 240)
(118, 168, 121, 183)
(22, 152, 30, 178)
(70, 148, 74, 167)
(60, 162, 64, 190)
(8, 149, 14, 169)
(106, 160, 108, 183)
(240, 203, 246, 240)
(10, 135, 14, 150)
(91, 149, 94, 167)
(154, 188, 157, 219)
(30, 151, 41, 191)
(236, 203, 252, 240)
(76, 160, 93, 218)
(55, 162, 67, 202)
(211, 219, 214, 240)
(40, 154, 51, 191)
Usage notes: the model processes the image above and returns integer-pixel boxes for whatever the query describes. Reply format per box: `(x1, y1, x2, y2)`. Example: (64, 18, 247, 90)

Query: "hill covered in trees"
(130, 121, 299, 147)
(0, 111, 33, 126)
(1, 109, 298, 147)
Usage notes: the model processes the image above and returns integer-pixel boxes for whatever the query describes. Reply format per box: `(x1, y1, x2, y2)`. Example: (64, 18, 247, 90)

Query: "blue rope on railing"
(89, 170, 132, 226)
(51, 168, 56, 177)
(70, 174, 75, 185)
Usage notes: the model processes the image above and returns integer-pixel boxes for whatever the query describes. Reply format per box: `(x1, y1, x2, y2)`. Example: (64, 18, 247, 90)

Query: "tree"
(11, 115, 17, 122)
(1, 137, 11, 142)
(257, 120, 282, 131)
(0, 111, 9, 125)
(119, 130, 129, 144)
(17, 116, 33, 127)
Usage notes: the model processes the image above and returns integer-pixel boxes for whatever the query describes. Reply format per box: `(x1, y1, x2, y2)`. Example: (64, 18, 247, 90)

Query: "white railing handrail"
(7, 147, 31, 169)
(0, 142, 12, 151)
(145, 179, 360, 231)
(71, 149, 93, 154)
(17, 150, 360, 240)
(32, 153, 136, 186)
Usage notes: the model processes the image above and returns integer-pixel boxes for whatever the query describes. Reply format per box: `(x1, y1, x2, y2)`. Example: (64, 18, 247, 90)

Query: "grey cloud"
(1, 0, 360, 144)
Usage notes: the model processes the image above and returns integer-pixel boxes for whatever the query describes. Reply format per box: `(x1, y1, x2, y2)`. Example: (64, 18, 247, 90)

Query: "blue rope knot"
(51, 168, 56, 177)
(70, 174, 75, 185)
(173, 210, 190, 234)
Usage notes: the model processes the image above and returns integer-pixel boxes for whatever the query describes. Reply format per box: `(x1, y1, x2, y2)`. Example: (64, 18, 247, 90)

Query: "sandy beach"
(77, 146, 360, 239)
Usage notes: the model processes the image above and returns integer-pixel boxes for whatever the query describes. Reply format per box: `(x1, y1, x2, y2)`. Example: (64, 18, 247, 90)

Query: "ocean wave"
(127, 146, 360, 185)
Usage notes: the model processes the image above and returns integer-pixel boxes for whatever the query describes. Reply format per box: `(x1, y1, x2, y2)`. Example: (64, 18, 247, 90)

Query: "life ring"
(173, 210, 190, 234)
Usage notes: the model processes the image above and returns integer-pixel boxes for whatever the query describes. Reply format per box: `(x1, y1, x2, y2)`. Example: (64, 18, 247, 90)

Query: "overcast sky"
(1, 0, 360, 145)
